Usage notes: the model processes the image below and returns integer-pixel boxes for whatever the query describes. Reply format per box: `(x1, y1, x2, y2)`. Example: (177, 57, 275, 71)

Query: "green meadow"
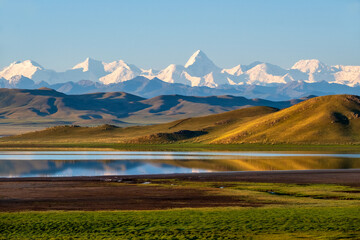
(1, 181, 359, 239)
(1, 207, 359, 240)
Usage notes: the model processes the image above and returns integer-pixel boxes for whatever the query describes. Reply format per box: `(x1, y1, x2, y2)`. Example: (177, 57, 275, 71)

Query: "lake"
(0, 151, 360, 178)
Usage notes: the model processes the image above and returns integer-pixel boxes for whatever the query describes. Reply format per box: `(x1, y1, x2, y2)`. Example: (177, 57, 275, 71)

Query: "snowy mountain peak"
(19, 60, 43, 68)
(291, 59, 329, 73)
(72, 57, 104, 72)
(249, 62, 287, 75)
(99, 60, 142, 85)
(0, 60, 44, 80)
(5, 60, 43, 70)
(104, 60, 127, 72)
(165, 64, 179, 71)
(184, 50, 220, 76)
(185, 50, 206, 68)
(103, 60, 140, 73)
(1, 56, 360, 88)
(222, 65, 244, 76)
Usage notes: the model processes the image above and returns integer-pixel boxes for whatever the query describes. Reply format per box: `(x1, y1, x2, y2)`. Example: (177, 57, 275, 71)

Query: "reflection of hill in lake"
(154, 157, 360, 171)
(0, 160, 147, 177)
(1, 156, 360, 177)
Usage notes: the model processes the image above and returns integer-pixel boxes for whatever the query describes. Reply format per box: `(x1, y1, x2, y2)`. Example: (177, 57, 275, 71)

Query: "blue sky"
(0, 0, 359, 71)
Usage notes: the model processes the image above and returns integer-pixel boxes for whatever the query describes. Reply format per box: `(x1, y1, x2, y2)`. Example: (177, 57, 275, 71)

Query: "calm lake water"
(0, 151, 359, 178)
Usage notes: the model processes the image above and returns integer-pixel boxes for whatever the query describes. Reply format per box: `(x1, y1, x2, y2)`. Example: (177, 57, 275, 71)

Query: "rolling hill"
(3, 94, 360, 145)
(0, 88, 306, 135)
(2, 106, 278, 143)
(212, 95, 360, 144)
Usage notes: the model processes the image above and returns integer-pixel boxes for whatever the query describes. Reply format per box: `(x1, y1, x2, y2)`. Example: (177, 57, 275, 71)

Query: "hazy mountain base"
(2, 76, 360, 100)
(2, 94, 360, 147)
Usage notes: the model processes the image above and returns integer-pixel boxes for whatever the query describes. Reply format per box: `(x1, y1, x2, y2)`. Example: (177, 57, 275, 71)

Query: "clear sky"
(0, 0, 359, 71)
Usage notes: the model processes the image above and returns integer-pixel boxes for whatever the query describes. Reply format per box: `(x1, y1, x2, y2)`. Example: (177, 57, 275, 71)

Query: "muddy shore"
(0, 169, 359, 211)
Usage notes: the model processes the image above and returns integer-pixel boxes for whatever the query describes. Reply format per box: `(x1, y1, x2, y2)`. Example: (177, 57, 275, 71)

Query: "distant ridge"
(0, 88, 308, 135)
(1, 75, 360, 101)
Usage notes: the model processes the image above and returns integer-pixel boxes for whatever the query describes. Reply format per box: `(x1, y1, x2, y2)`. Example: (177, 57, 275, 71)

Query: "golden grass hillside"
(1, 106, 277, 144)
(213, 95, 360, 144)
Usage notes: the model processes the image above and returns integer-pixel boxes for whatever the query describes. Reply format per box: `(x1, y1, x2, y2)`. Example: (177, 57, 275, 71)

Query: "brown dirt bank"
(0, 170, 359, 212)
(0, 181, 254, 212)
(2, 169, 359, 185)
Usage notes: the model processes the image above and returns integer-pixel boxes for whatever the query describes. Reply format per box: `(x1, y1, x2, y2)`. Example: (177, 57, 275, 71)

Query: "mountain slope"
(2, 106, 278, 143)
(99, 60, 142, 84)
(184, 50, 221, 77)
(212, 95, 360, 144)
(71, 57, 107, 81)
(0, 87, 307, 135)
(0, 88, 144, 124)
(126, 94, 301, 123)
(0, 60, 60, 84)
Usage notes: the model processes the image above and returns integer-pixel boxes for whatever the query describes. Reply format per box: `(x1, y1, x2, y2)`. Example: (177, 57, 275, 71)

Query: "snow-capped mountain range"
(1, 50, 360, 88)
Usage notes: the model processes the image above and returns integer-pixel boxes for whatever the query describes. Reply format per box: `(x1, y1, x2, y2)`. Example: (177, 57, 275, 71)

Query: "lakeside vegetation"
(1, 207, 359, 239)
(1, 142, 360, 152)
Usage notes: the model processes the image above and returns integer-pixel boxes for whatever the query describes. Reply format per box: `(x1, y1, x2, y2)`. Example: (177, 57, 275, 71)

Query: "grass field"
(1, 206, 359, 240)
(1, 180, 359, 239)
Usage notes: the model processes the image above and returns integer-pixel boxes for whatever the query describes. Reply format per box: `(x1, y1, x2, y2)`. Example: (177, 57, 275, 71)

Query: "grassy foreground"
(0, 206, 359, 239)
(1, 180, 360, 239)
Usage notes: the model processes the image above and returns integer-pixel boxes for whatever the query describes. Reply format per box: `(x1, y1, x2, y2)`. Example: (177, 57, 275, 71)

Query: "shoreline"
(1, 169, 359, 186)
(1, 169, 359, 212)
(1, 143, 360, 152)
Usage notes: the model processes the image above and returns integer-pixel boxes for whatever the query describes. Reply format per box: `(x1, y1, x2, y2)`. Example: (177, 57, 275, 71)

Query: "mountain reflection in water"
(0, 151, 359, 177)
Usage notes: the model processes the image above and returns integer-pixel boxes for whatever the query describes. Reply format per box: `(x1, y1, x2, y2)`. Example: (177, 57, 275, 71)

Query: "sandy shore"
(0, 169, 359, 211)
